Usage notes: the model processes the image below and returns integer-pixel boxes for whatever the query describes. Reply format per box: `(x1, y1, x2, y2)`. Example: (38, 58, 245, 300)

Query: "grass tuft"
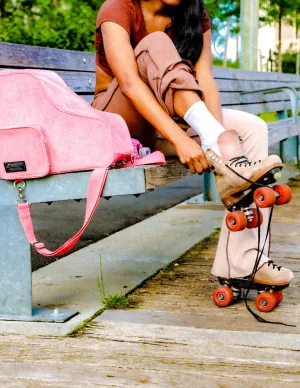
(102, 293, 135, 309)
(97, 255, 136, 309)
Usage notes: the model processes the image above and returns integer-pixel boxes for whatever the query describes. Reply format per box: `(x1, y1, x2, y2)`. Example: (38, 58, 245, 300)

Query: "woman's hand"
(174, 136, 209, 174)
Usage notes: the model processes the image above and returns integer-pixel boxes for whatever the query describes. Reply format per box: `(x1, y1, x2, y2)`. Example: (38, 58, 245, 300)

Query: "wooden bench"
(0, 42, 300, 322)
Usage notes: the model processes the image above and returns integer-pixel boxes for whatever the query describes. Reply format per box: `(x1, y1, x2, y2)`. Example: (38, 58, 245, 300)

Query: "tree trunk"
(278, 5, 283, 73)
(223, 18, 231, 68)
(296, 13, 300, 75)
(236, 29, 239, 63)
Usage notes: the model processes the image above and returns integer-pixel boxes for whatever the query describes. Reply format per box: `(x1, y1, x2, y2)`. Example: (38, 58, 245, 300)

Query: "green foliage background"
(0, 0, 299, 73)
(0, 0, 104, 51)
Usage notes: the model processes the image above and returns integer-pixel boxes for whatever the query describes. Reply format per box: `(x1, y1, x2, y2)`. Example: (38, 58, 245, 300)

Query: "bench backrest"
(1, 42, 300, 115)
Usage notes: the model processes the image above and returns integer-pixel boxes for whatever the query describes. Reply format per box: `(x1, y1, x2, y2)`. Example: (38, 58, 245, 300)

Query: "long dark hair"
(167, 0, 204, 64)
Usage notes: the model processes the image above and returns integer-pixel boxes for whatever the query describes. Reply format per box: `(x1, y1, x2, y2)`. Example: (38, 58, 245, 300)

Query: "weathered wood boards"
(0, 42, 95, 71)
(1, 42, 300, 113)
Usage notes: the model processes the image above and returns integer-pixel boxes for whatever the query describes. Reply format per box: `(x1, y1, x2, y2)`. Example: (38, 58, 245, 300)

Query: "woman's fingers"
(192, 159, 204, 174)
(181, 156, 207, 174)
(175, 136, 209, 174)
(188, 161, 196, 174)
(198, 154, 209, 171)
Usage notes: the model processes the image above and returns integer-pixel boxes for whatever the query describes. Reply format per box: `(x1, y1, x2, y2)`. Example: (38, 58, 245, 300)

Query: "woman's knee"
(222, 109, 269, 157)
(138, 31, 173, 47)
(223, 109, 268, 141)
(134, 31, 180, 62)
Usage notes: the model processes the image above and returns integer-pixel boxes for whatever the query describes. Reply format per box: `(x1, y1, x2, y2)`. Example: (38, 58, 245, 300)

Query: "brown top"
(95, 0, 212, 77)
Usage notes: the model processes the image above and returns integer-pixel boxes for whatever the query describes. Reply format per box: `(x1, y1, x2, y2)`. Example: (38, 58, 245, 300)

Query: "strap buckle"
(14, 180, 27, 204)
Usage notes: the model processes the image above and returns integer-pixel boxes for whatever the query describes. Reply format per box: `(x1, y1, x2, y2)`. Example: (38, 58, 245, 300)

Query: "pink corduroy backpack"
(0, 69, 165, 256)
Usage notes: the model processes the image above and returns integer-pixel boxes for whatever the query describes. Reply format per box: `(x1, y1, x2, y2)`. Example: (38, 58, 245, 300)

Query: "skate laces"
(229, 156, 261, 168)
(267, 260, 282, 271)
(242, 207, 295, 327)
(225, 158, 265, 188)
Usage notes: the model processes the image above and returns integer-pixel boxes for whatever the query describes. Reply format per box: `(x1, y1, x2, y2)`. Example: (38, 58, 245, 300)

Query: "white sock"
(183, 101, 225, 155)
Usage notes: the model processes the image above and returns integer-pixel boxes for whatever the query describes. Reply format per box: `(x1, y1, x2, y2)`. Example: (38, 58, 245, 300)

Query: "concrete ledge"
(0, 196, 224, 336)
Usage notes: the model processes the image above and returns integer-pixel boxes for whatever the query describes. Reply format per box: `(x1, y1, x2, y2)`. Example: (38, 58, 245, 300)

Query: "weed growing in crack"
(97, 255, 135, 309)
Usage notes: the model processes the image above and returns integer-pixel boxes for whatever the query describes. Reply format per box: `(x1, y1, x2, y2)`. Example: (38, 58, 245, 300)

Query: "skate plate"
(224, 166, 293, 231)
(213, 278, 289, 312)
(228, 167, 281, 212)
(219, 277, 288, 294)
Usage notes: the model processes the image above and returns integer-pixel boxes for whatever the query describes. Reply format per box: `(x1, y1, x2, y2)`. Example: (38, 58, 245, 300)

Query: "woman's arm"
(102, 21, 208, 173)
(194, 30, 223, 124)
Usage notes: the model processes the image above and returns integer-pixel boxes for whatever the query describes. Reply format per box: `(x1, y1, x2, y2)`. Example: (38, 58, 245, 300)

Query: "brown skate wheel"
(226, 211, 247, 232)
(253, 187, 276, 208)
(273, 184, 292, 205)
(273, 290, 283, 305)
(212, 286, 234, 307)
(255, 292, 277, 312)
(247, 208, 263, 229)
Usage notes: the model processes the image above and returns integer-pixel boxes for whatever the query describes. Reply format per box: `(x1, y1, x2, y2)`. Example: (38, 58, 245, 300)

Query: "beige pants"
(156, 109, 270, 278)
(92, 32, 270, 279)
(212, 109, 270, 278)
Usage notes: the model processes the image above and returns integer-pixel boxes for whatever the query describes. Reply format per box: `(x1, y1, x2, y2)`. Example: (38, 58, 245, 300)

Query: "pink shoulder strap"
(133, 151, 166, 166)
(17, 168, 107, 257)
(16, 151, 166, 257)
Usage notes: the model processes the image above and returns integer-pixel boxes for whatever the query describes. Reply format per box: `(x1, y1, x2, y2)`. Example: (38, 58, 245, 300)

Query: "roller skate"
(205, 150, 292, 232)
(212, 260, 293, 313)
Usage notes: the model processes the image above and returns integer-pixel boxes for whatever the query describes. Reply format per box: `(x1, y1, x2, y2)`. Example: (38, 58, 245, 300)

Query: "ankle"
(218, 130, 243, 159)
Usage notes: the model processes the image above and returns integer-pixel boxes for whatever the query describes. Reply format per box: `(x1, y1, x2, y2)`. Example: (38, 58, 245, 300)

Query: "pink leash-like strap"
(17, 168, 108, 257)
(133, 151, 166, 166)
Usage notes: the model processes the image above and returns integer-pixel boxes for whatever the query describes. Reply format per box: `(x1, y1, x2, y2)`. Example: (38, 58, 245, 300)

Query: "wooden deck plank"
(0, 319, 299, 387)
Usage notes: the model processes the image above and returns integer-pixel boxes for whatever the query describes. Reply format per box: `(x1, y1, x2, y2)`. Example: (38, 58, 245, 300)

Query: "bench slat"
(213, 66, 300, 82)
(0, 43, 95, 72)
(144, 158, 192, 190)
(56, 71, 95, 93)
(222, 101, 294, 115)
(0, 168, 146, 206)
(216, 78, 300, 93)
(2, 42, 299, 84)
(268, 118, 300, 145)
(80, 95, 94, 104)
(219, 91, 294, 105)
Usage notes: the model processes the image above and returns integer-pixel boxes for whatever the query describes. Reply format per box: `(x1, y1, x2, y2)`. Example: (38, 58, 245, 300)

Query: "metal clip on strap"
(14, 180, 27, 204)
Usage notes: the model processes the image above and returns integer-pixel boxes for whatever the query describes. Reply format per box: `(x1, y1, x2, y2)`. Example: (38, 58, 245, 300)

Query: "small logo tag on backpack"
(4, 161, 27, 173)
